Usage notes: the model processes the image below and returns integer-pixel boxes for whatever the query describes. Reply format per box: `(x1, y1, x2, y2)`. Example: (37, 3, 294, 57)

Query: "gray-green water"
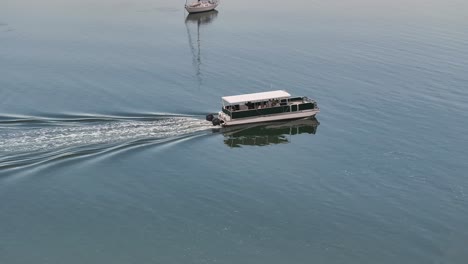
(1, 0, 468, 263)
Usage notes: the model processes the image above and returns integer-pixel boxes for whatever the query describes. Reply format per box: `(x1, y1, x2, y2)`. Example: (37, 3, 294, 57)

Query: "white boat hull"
(185, 2, 218, 13)
(218, 109, 320, 127)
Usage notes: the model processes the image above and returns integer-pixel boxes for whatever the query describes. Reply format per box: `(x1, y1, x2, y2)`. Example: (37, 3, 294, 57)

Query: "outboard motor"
(206, 114, 214, 121)
(212, 117, 221, 126)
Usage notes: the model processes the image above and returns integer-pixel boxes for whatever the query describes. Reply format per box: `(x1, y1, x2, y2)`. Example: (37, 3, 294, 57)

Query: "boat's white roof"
(222, 90, 291, 104)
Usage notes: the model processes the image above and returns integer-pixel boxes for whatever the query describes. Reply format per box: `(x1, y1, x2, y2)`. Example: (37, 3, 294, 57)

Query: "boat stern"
(206, 111, 228, 126)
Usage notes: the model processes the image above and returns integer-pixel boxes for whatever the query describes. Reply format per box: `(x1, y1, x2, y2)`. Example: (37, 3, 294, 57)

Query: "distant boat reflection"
(217, 118, 320, 148)
(185, 10, 218, 25)
(185, 10, 218, 87)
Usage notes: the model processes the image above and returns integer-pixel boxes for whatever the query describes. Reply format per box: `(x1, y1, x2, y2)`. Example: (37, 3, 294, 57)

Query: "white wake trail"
(0, 117, 212, 154)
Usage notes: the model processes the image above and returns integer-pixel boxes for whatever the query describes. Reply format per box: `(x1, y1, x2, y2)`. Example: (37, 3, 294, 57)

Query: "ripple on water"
(0, 115, 213, 171)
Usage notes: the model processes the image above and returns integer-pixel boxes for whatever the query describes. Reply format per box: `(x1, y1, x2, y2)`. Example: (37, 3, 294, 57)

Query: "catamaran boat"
(185, 0, 219, 14)
(206, 90, 320, 126)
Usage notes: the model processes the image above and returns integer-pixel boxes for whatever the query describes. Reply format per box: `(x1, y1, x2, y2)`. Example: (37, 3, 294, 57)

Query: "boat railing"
(223, 97, 316, 114)
(222, 101, 317, 119)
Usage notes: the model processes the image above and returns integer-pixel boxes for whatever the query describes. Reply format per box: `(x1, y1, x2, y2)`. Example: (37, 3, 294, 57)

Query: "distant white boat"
(185, 0, 219, 14)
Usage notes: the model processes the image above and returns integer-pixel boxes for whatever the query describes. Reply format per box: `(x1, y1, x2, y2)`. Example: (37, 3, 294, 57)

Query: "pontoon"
(206, 90, 319, 126)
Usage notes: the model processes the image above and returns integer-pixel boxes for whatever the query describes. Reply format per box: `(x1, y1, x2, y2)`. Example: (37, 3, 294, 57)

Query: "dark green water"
(1, 0, 468, 263)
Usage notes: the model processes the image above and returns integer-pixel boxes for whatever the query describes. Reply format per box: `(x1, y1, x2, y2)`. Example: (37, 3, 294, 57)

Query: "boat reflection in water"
(185, 9, 218, 25)
(217, 118, 320, 148)
(185, 10, 218, 86)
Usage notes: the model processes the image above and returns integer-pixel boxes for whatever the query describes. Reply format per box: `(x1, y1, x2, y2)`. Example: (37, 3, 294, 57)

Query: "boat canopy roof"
(222, 90, 291, 104)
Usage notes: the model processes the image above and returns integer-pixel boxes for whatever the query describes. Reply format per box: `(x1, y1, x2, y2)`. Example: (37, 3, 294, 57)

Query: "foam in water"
(0, 117, 212, 154)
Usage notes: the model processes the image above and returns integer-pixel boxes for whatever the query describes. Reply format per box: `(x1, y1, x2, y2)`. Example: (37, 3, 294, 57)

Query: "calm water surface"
(1, 0, 468, 263)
